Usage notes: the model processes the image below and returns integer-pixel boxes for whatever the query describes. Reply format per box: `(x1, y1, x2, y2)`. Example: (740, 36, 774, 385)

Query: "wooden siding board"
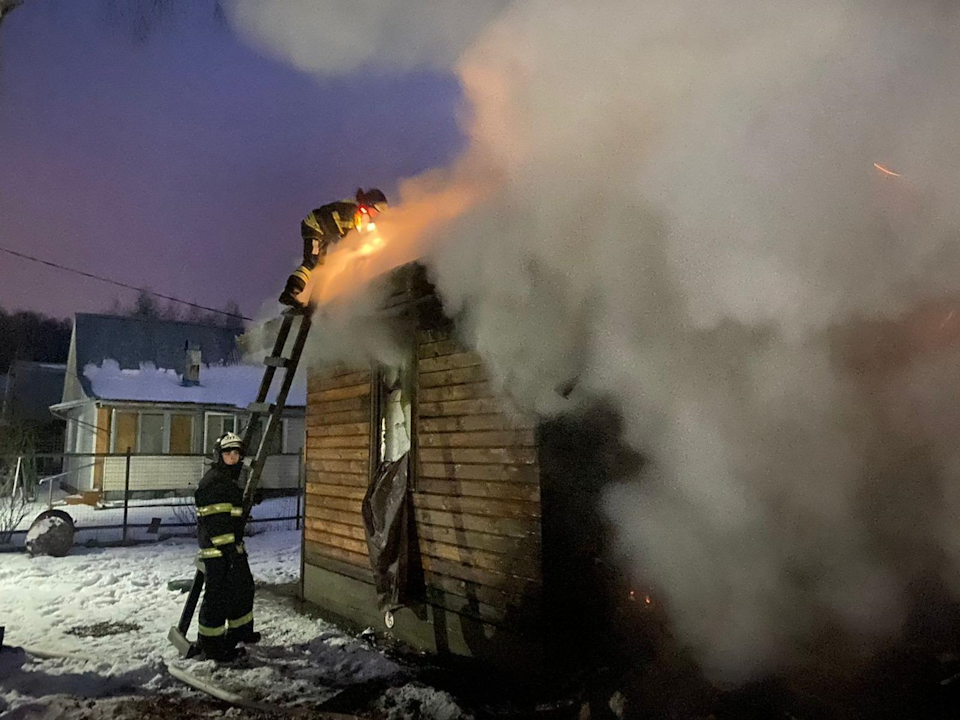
(418, 382, 493, 404)
(418, 463, 539, 483)
(304, 470, 368, 486)
(416, 523, 539, 554)
(305, 517, 368, 541)
(304, 447, 368, 461)
(418, 339, 463, 359)
(308, 384, 371, 402)
(311, 396, 370, 414)
(305, 482, 367, 501)
(418, 352, 483, 374)
(421, 555, 539, 600)
(307, 422, 370, 438)
(307, 435, 370, 449)
(418, 430, 536, 448)
(304, 546, 373, 584)
(418, 447, 537, 465)
(303, 495, 363, 513)
(416, 478, 539, 502)
(418, 399, 508, 417)
(419, 414, 536, 433)
(413, 493, 539, 519)
(422, 569, 524, 606)
(306, 459, 368, 474)
(413, 507, 539, 538)
(305, 505, 366, 528)
(312, 371, 372, 392)
(418, 365, 488, 388)
(305, 528, 369, 556)
(418, 538, 539, 579)
(307, 409, 370, 426)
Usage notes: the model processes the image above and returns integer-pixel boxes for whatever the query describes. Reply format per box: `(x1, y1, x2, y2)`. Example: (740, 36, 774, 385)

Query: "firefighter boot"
(198, 634, 246, 663)
(278, 272, 307, 307)
(227, 628, 262, 646)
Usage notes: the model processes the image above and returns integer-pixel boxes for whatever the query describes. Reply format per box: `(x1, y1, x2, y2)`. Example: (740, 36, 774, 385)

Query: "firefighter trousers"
(197, 546, 255, 657)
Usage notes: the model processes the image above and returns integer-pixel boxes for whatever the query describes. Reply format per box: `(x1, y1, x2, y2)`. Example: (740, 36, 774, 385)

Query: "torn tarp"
(362, 454, 414, 611)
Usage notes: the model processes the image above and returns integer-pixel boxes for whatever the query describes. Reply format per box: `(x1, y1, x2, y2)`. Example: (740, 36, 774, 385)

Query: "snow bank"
(377, 683, 473, 720)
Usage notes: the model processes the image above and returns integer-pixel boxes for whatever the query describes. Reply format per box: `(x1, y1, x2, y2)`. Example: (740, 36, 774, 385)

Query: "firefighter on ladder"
(194, 432, 260, 661)
(278, 187, 388, 307)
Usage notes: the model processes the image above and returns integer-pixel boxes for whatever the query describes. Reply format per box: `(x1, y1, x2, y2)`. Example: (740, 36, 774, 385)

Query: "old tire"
(25, 509, 75, 557)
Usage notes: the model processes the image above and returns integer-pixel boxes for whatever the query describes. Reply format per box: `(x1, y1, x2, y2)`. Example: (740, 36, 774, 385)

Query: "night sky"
(0, 1, 465, 320)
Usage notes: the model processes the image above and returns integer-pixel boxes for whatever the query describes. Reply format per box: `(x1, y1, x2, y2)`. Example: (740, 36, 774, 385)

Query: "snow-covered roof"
(82, 359, 305, 408)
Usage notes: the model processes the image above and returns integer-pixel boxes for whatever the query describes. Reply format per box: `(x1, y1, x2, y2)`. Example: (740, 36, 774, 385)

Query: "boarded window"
(114, 411, 137, 453)
(139, 413, 165, 454)
(169, 414, 194, 454)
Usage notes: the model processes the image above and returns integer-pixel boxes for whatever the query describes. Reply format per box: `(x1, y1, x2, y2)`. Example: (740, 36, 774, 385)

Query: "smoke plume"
(224, 0, 510, 75)
(235, 0, 960, 680)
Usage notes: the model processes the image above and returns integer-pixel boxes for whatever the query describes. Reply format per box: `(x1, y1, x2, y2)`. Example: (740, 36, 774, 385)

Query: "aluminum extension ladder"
(168, 303, 314, 658)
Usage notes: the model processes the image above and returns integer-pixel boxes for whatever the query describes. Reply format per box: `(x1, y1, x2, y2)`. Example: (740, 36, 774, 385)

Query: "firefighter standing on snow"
(195, 432, 260, 661)
(278, 187, 388, 306)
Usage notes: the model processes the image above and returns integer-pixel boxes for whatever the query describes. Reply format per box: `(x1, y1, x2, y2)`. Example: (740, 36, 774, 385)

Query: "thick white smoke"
(234, 0, 960, 680)
(224, 0, 509, 75)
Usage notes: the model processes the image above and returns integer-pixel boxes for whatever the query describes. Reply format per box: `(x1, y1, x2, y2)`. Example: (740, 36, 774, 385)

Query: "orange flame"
(307, 180, 489, 305)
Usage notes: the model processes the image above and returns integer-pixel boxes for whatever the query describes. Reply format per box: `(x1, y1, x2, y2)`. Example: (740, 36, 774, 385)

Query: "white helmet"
(214, 431, 244, 459)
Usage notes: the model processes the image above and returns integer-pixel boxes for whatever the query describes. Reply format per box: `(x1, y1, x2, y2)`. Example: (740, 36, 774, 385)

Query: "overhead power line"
(0, 244, 252, 321)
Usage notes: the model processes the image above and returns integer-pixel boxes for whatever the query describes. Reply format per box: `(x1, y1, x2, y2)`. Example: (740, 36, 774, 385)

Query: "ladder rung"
(247, 402, 274, 414)
(262, 356, 290, 368)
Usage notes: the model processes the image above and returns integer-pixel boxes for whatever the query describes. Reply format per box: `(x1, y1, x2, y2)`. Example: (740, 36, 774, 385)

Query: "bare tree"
(0, 466, 30, 545)
(0, 0, 24, 30)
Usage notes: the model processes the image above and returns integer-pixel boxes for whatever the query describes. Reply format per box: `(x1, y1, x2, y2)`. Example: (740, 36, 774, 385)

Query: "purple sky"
(0, 1, 464, 319)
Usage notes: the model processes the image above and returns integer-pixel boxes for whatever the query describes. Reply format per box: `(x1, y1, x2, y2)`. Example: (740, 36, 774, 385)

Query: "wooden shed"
(300, 263, 639, 678)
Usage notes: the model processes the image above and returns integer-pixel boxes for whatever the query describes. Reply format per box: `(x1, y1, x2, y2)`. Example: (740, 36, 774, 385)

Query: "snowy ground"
(0, 531, 471, 719)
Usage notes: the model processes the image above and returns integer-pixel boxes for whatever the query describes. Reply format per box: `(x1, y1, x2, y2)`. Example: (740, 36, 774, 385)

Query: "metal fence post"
(122, 447, 132, 544)
(295, 450, 304, 531)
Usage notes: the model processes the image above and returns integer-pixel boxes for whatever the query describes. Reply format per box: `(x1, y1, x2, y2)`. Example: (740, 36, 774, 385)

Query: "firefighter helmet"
(214, 431, 244, 460)
(356, 187, 388, 212)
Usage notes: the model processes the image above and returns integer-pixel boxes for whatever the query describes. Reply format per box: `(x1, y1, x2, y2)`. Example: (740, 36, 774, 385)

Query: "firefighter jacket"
(195, 462, 244, 559)
(300, 200, 358, 266)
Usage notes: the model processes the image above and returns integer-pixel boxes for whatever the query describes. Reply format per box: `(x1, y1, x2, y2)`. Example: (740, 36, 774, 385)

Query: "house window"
(284, 418, 305, 455)
(204, 412, 237, 453)
(109, 410, 197, 454)
(244, 416, 284, 457)
(138, 413, 165, 454)
(169, 414, 195, 454)
(374, 345, 415, 469)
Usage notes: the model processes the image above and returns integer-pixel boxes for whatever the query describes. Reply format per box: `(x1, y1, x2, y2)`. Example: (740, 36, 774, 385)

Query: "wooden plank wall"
(303, 328, 542, 634)
(414, 328, 542, 629)
(303, 367, 373, 576)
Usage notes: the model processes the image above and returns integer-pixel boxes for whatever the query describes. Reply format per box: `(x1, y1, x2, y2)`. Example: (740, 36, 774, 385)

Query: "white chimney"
(182, 342, 201, 386)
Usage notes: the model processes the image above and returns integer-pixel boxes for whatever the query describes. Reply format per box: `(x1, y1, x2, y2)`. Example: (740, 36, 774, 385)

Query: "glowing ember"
(873, 162, 901, 177)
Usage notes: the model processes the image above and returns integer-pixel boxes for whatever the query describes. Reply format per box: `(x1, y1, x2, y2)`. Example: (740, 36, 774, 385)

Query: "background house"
(52, 313, 306, 497)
